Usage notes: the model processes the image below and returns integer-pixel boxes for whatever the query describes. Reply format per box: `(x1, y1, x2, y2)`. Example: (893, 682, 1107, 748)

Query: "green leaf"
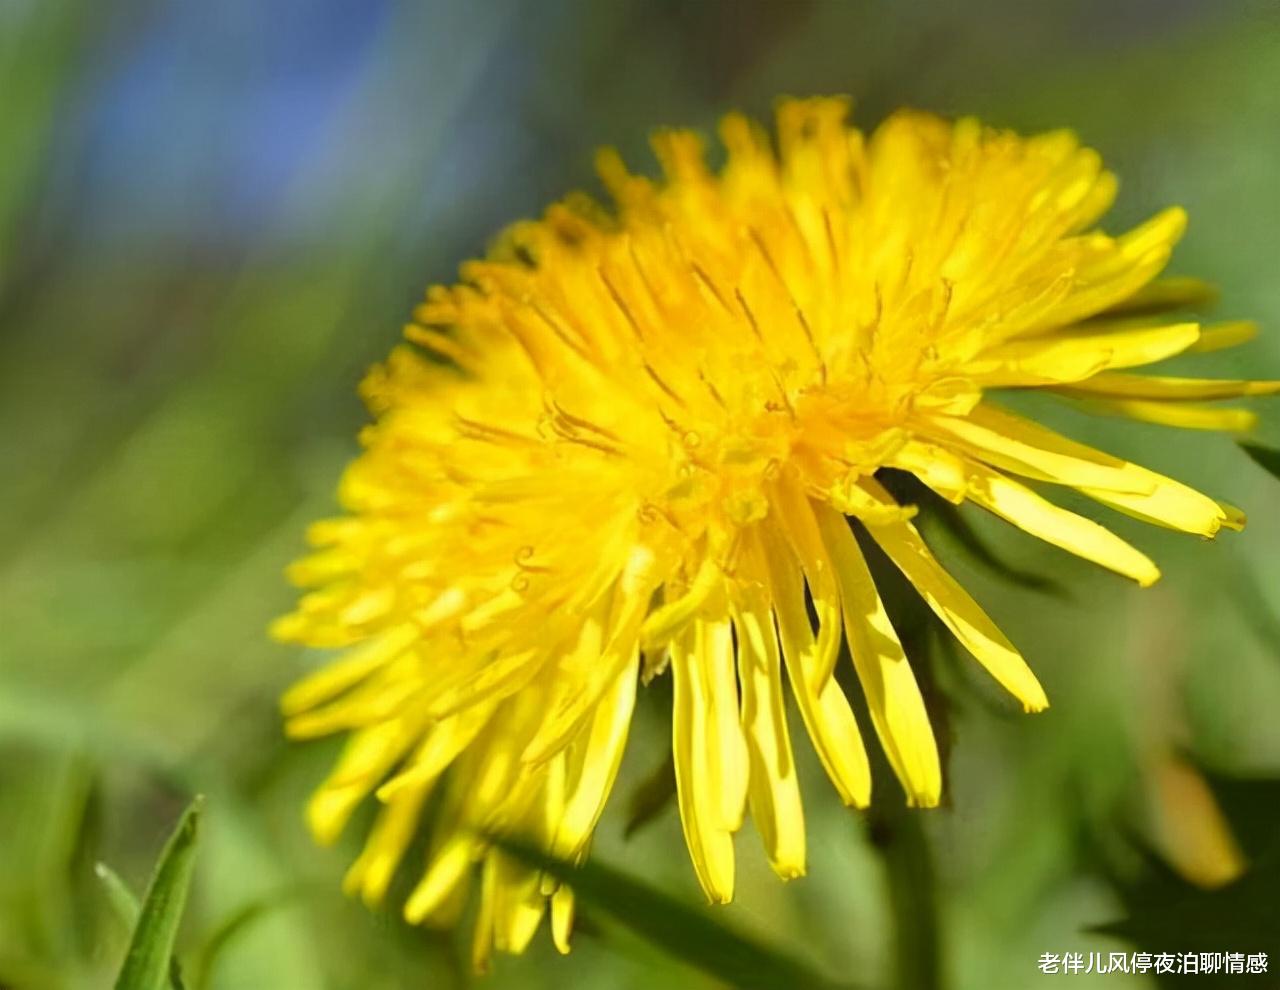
(492, 835, 858, 990)
(113, 796, 203, 990)
(95, 861, 141, 934)
(1240, 442, 1280, 482)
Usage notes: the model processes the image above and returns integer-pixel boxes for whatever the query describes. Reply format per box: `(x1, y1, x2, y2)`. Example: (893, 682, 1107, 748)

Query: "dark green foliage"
(1240, 443, 1280, 483)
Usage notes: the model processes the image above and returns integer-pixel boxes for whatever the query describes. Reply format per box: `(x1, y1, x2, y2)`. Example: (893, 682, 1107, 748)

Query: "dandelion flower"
(274, 98, 1277, 965)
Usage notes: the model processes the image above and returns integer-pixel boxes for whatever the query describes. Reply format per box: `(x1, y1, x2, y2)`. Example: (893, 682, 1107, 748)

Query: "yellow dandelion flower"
(274, 97, 1277, 966)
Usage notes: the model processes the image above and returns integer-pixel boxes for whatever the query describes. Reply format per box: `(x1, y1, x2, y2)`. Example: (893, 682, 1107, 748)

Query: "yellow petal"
(551, 885, 575, 954)
(828, 474, 923, 523)
(1064, 397, 1258, 433)
(534, 752, 567, 849)
(1187, 319, 1257, 354)
(923, 405, 1238, 536)
(306, 716, 423, 844)
(284, 662, 420, 740)
(858, 477, 1049, 711)
(377, 705, 494, 801)
(732, 572, 807, 878)
(1082, 470, 1236, 536)
(757, 526, 871, 809)
(404, 833, 476, 924)
(770, 476, 848, 688)
(697, 619, 750, 831)
(888, 439, 969, 503)
(491, 852, 545, 955)
(464, 688, 550, 815)
(523, 587, 648, 764)
(343, 779, 432, 905)
(280, 623, 417, 717)
(971, 321, 1200, 387)
(811, 503, 942, 808)
(670, 627, 736, 903)
(954, 460, 1161, 587)
(428, 647, 546, 718)
(552, 655, 638, 858)
(1042, 207, 1187, 326)
(1058, 372, 1280, 401)
(640, 556, 723, 648)
(922, 403, 1153, 493)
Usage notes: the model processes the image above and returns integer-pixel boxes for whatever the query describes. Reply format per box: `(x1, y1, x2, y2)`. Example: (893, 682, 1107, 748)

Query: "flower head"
(274, 98, 1277, 966)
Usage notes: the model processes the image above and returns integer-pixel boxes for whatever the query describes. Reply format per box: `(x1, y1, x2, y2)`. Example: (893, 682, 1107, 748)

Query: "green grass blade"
(493, 835, 856, 990)
(113, 796, 204, 990)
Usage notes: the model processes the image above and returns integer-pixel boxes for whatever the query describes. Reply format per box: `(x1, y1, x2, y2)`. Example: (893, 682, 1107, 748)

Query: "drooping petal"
(552, 655, 640, 860)
(669, 626, 736, 903)
(811, 501, 942, 808)
(551, 885, 575, 955)
(377, 704, 495, 801)
(731, 563, 807, 878)
(405, 832, 477, 925)
(768, 478, 846, 688)
(523, 577, 651, 763)
(639, 555, 723, 647)
(306, 715, 426, 843)
(344, 776, 433, 905)
(490, 850, 547, 955)
(757, 525, 871, 808)
(857, 477, 1049, 711)
(887, 439, 969, 503)
(698, 618, 751, 831)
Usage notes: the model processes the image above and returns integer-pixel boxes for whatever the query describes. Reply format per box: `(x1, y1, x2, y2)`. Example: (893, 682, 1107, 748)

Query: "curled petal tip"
(1136, 567, 1162, 589)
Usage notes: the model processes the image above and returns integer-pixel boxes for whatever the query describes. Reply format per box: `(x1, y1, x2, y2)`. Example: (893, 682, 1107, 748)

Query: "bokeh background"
(2, 1, 1280, 987)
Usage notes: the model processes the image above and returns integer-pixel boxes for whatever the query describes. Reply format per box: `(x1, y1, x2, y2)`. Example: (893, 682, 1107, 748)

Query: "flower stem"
(871, 802, 943, 990)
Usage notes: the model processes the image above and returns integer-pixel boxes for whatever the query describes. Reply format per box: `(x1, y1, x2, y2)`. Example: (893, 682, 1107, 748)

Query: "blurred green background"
(2, 1, 1280, 987)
